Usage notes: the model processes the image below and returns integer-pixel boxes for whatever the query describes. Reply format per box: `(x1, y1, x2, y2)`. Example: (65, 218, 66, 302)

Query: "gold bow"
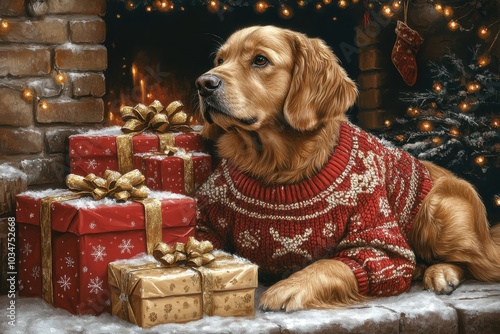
(120, 100, 191, 134)
(153, 237, 215, 267)
(66, 169, 149, 202)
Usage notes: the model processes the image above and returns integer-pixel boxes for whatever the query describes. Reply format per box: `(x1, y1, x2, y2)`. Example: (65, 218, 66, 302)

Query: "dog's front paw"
(423, 263, 465, 295)
(259, 259, 363, 312)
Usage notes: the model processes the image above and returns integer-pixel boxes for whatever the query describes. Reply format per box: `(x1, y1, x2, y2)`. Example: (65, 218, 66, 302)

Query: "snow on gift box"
(15, 183, 196, 316)
(108, 240, 258, 328)
(69, 100, 206, 178)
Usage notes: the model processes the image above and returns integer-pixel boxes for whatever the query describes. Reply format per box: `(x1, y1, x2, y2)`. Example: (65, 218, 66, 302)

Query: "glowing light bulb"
(338, 0, 348, 9)
(432, 137, 442, 146)
(384, 119, 392, 127)
(477, 54, 491, 67)
(407, 107, 420, 117)
(491, 118, 500, 128)
(352, 0, 359, 3)
(126, 1, 135, 10)
(494, 196, 500, 207)
(448, 20, 460, 31)
(323, 0, 332, 5)
(279, 5, 293, 18)
(0, 19, 9, 32)
(316, 3, 323, 10)
(382, 5, 392, 17)
(297, 0, 306, 7)
(55, 73, 66, 84)
(208, 0, 219, 13)
(419, 121, 433, 132)
(434, 4, 443, 12)
(22, 88, 34, 101)
(254, 1, 268, 13)
(396, 134, 405, 142)
(433, 82, 443, 93)
(430, 102, 438, 109)
(459, 100, 471, 112)
(474, 155, 486, 166)
(443, 6, 453, 17)
(39, 100, 49, 110)
(392, 1, 401, 10)
(478, 26, 489, 39)
(449, 127, 460, 137)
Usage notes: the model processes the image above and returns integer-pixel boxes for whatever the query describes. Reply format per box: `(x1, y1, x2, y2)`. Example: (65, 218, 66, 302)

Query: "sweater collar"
(224, 122, 357, 204)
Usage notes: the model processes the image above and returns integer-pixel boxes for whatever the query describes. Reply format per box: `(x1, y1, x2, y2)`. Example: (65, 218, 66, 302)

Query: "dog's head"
(196, 25, 358, 139)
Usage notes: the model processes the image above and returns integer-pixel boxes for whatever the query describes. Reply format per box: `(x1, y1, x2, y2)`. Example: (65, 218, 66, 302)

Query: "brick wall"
(0, 0, 107, 217)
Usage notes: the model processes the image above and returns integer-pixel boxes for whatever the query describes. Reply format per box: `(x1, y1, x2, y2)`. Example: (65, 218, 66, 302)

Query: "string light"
(396, 134, 405, 142)
(0, 19, 9, 33)
(316, 3, 323, 10)
(419, 121, 433, 132)
(254, 1, 268, 13)
(448, 20, 460, 31)
(407, 107, 420, 117)
(478, 26, 490, 39)
(352, 0, 359, 3)
(126, 1, 135, 10)
(449, 127, 460, 137)
(477, 53, 491, 67)
(22, 88, 34, 102)
(434, 4, 443, 12)
(391, 1, 401, 11)
(466, 81, 480, 93)
(430, 102, 438, 109)
(432, 82, 443, 93)
(279, 5, 293, 19)
(459, 100, 471, 112)
(208, 0, 219, 13)
(474, 155, 486, 166)
(55, 72, 66, 85)
(491, 118, 500, 128)
(384, 119, 392, 127)
(39, 100, 49, 110)
(432, 137, 442, 146)
(338, 0, 348, 9)
(494, 195, 500, 207)
(323, 0, 332, 5)
(382, 5, 392, 17)
(145, 5, 152, 12)
(443, 6, 454, 18)
(297, 0, 306, 7)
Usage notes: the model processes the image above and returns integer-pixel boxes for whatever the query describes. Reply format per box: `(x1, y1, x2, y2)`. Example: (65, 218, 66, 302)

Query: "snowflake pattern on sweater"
(195, 122, 433, 297)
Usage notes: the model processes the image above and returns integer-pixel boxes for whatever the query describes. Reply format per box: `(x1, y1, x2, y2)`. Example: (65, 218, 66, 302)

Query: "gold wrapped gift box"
(108, 252, 258, 328)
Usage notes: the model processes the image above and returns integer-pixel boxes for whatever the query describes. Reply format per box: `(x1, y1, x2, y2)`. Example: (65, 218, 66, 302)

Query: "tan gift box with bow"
(108, 239, 258, 328)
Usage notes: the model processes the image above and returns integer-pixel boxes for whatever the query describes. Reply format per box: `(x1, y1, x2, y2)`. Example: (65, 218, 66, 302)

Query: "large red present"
(134, 151, 212, 196)
(16, 185, 196, 315)
(69, 100, 206, 177)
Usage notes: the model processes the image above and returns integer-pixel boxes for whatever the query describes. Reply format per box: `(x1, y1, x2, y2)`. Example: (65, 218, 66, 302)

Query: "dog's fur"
(196, 25, 500, 311)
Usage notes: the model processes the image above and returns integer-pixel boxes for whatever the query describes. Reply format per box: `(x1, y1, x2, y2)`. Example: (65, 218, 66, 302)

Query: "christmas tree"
(382, 45, 500, 220)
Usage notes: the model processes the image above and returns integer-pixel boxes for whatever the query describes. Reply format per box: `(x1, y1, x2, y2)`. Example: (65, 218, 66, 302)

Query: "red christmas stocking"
(391, 20, 424, 86)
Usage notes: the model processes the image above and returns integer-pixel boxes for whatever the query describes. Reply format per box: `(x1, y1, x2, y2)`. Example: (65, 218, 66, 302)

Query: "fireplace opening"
(103, 1, 361, 125)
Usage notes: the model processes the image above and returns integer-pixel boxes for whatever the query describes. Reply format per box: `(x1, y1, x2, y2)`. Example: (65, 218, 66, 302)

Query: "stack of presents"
(15, 101, 258, 328)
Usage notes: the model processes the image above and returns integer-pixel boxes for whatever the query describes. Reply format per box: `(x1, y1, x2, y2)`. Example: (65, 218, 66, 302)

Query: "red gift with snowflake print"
(133, 151, 212, 196)
(15, 189, 196, 315)
(69, 126, 206, 178)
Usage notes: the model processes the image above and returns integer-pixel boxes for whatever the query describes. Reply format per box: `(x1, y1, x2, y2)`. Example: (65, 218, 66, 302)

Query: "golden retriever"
(194, 25, 500, 311)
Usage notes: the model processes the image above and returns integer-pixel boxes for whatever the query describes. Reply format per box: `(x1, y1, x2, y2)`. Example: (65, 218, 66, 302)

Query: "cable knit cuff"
(335, 257, 370, 296)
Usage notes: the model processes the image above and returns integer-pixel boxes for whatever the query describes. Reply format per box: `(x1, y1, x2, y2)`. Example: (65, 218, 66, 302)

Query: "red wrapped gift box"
(16, 189, 196, 315)
(69, 126, 206, 177)
(134, 151, 212, 196)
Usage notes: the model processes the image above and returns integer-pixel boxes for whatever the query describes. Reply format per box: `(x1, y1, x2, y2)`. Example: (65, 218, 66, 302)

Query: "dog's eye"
(253, 55, 269, 67)
(216, 58, 223, 66)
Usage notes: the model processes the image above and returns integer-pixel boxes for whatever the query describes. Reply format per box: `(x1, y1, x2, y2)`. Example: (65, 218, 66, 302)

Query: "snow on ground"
(2, 281, 499, 334)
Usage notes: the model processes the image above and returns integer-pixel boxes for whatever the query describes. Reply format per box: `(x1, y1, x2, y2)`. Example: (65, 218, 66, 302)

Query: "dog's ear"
(283, 32, 358, 131)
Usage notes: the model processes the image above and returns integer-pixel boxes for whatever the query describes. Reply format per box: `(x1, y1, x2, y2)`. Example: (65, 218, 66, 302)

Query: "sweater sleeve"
(333, 199, 416, 297)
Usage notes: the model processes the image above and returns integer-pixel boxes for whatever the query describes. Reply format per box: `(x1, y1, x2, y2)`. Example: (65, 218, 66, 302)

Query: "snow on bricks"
(47, 0, 106, 16)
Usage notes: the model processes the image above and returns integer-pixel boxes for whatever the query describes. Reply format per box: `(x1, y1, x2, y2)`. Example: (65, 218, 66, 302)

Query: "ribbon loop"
(153, 237, 215, 267)
(66, 169, 149, 202)
(120, 100, 191, 134)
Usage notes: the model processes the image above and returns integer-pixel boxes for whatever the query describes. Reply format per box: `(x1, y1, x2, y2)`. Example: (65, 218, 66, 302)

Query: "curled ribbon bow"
(153, 237, 215, 267)
(66, 169, 149, 202)
(120, 100, 191, 134)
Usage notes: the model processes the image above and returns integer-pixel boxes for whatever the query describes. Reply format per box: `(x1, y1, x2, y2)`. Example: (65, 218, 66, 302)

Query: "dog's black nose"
(196, 74, 221, 97)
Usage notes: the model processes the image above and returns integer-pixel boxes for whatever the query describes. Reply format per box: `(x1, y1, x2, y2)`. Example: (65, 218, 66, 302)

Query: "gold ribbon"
(66, 169, 149, 202)
(39, 170, 163, 305)
(152, 237, 215, 267)
(116, 100, 191, 174)
(120, 100, 190, 134)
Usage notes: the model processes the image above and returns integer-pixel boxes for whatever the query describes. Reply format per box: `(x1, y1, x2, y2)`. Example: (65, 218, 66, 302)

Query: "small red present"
(134, 150, 212, 196)
(69, 100, 206, 177)
(16, 170, 196, 316)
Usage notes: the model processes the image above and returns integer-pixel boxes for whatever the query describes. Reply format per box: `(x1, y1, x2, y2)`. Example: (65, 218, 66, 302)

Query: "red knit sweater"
(195, 122, 433, 297)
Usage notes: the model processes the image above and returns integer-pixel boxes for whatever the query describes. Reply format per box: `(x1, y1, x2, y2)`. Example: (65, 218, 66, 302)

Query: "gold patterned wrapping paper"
(108, 252, 258, 328)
